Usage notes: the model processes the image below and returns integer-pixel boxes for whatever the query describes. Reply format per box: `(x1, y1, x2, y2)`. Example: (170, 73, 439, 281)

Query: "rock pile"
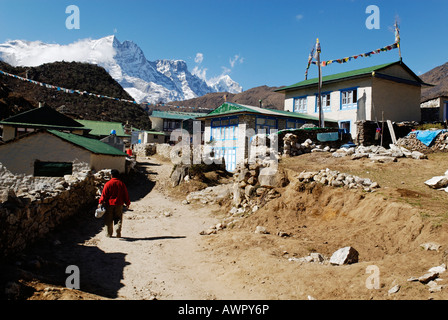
(408, 263, 446, 293)
(332, 144, 427, 162)
(185, 184, 233, 205)
(397, 131, 448, 153)
(283, 135, 337, 157)
(297, 168, 380, 192)
(132, 143, 157, 157)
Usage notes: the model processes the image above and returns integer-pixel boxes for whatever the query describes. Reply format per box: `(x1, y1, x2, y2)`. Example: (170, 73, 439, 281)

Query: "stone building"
(196, 102, 338, 172)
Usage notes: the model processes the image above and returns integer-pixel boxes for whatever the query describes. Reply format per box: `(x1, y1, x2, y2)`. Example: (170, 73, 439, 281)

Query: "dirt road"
(76, 156, 243, 300)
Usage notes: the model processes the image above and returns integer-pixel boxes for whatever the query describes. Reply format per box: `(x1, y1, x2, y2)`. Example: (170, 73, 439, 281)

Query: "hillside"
(167, 85, 286, 110)
(420, 62, 448, 102)
(0, 61, 152, 130)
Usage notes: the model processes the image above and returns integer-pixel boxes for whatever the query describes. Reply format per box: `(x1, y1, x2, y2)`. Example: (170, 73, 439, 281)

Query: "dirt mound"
(236, 180, 428, 261)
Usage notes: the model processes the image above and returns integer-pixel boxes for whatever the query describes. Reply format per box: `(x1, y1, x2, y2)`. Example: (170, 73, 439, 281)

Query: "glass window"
(341, 89, 358, 109)
(294, 97, 307, 113)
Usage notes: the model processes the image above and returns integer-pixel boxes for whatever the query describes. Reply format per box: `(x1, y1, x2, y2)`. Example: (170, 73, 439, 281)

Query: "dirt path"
(80, 156, 238, 300)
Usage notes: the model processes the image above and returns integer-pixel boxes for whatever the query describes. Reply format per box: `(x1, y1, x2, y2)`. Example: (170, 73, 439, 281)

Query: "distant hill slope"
(0, 61, 152, 130)
(167, 85, 286, 111)
(420, 62, 448, 102)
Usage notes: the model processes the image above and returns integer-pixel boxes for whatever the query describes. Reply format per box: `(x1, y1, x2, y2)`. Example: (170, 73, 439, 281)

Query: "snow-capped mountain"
(0, 35, 243, 104)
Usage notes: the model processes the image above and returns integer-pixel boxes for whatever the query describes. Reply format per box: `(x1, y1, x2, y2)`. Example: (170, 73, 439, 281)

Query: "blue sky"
(0, 0, 447, 91)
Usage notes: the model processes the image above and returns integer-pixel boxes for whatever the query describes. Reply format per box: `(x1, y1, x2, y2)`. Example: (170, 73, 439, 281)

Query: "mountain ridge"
(0, 60, 153, 130)
(0, 35, 243, 104)
(420, 62, 448, 102)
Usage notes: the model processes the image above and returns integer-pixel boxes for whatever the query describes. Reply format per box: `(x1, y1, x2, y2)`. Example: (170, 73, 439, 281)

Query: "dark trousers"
(104, 205, 123, 237)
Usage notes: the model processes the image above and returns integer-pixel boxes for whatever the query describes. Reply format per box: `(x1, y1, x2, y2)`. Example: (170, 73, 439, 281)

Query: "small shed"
(0, 130, 127, 176)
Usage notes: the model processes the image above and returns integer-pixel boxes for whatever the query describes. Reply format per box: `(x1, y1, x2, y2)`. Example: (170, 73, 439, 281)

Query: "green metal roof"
(275, 61, 419, 92)
(0, 105, 89, 131)
(198, 102, 338, 123)
(76, 120, 129, 137)
(48, 130, 127, 156)
(150, 110, 208, 120)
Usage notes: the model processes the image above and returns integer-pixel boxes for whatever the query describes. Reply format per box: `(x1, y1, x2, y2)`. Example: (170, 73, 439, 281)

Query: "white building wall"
(283, 78, 373, 137)
(0, 132, 92, 175)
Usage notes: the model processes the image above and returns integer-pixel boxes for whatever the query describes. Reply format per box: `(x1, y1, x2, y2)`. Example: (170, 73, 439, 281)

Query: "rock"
(255, 226, 269, 234)
(200, 229, 217, 235)
(418, 272, 439, 284)
(388, 284, 401, 294)
(329, 247, 359, 266)
(310, 252, 325, 263)
(258, 170, 278, 188)
(420, 242, 441, 251)
(411, 151, 427, 160)
(428, 282, 444, 293)
(369, 155, 397, 163)
(428, 264, 446, 274)
(245, 185, 255, 197)
(424, 176, 448, 189)
(277, 231, 289, 237)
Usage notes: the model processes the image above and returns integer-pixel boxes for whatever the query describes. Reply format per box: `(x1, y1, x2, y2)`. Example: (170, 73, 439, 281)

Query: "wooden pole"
(381, 111, 384, 147)
(316, 38, 323, 128)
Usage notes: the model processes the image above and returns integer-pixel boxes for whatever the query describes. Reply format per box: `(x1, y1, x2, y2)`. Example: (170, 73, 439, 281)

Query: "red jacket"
(99, 178, 131, 207)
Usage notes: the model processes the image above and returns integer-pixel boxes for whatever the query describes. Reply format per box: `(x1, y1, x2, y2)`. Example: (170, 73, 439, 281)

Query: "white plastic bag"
(95, 205, 106, 218)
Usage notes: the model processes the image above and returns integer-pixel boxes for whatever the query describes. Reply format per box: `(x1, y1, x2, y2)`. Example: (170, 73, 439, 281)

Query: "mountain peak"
(0, 36, 243, 104)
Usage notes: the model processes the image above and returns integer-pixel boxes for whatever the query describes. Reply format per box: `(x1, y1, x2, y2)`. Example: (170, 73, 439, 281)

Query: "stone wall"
(355, 120, 416, 146)
(0, 166, 110, 257)
(132, 143, 173, 159)
(277, 128, 350, 154)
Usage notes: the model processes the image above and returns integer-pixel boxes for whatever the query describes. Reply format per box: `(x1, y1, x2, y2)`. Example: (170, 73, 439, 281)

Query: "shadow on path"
(119, 236, 186, 242)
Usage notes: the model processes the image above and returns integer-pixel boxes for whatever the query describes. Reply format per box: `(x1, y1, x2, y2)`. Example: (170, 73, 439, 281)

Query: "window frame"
(293, 96, 308, 113)
(315, 92, 332, 113)
(340, 87, 358, 110)
(255, 115, 278, 134)
(210, 116, 239, 141)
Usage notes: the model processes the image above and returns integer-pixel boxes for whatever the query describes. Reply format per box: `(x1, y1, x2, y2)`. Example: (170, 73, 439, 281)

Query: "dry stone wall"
(0, 165, 110, 257)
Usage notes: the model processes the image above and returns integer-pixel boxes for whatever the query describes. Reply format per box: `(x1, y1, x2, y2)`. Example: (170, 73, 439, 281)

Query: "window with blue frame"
(286, 119, 306, 129)
(315, 93, 331, 113)
(293, 96, 307, 113)
(340, 88, 358, 110)
(211, 116, 239, 141)
(255, 116, 277, 134)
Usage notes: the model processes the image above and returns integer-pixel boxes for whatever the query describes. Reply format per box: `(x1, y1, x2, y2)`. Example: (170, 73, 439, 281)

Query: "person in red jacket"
(99, 169, 131, 238)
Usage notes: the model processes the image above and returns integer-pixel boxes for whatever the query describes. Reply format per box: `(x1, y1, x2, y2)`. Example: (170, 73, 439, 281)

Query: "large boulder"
(329, 247, 359, 266)
(425, 176, 448, 189)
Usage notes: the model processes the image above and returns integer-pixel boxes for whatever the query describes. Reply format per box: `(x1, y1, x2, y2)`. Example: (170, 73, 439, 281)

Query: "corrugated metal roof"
(76, 120, 129, 137)
(0, 105, 87, 129)
(197, 102, 338, 123)
(150, 110, 208, 120)
(275, 61, 406, 92)
(48, 130, 127, 156)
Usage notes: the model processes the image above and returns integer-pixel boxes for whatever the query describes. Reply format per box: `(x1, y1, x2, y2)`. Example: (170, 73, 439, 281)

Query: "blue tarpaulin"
(408, 129, 447, 147)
